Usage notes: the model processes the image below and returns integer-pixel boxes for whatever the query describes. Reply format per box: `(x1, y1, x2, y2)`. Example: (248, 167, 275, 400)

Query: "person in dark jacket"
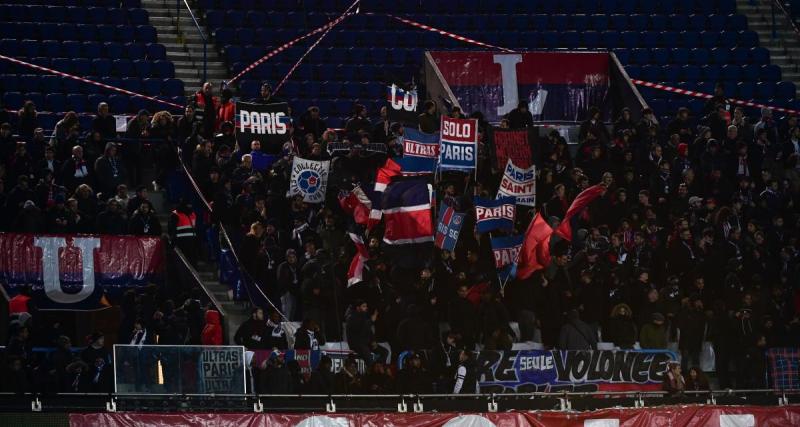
(95, 198, 126, 235)
(397, 352, 431, 394)
(93, 142, 126, 199)
(80, 332, 112, 393)
(91, 102, 116, 140)
(453, 349, 478, 394)
(346, 300, 375, 364)
(333, 356, 362, 394)
(124, 109, 149, 186)
(418, 100, 438, 133)
(233, 308, 269, 350)
(265, 309, 288, 349)
(677, 297, 707, 372)
(128, 200, 162, 236)
(558, 309, 598, 350)
(506, 101, 534, 129)
(448, 285, 479, 349)
(259, 351, 294, 394)
(294, 318, 324, 350)
(604, 303, 638, 348)
(308, 355, 334, 394)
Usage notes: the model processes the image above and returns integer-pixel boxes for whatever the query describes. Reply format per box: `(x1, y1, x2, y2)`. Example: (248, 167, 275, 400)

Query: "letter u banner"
(235, 101, 290, 150)
(439, 116, 478, 171)
(0, 233, 165, 310)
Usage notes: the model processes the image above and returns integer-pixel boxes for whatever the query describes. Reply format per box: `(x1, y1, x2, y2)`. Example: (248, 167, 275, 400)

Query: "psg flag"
(434, 204, 465, 252)
(386, 83, 419, 125)
(382, 180, 434, 245)
(374, 128, 439, 191)
(474, 196, 516, 234)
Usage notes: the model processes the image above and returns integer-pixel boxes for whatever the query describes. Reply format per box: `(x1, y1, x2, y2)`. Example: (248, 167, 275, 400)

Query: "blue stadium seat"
(133, 60, 152, 77)
(86, 6, 107, 25)
(681, 65, 701, 81)
(761, 64, 781, 81)
(52, 58, 73, 74)
(19, 39, 40, 58)
(45, 93, 66, 112)
(112, 59, 134, 77)
(671, 47, 689, 64)
(719, 31, 738, 48)
(108, 94, 129, 113)
(73, 58, 91, 76)
(720, 64, 741, 82)
(613, 48, 630, 63)
(582, 31, 601, 48)
(738, 30, 759, 47)
(755, 81, 776, 99)
(128, 8, 149, 25)
(620, 31, 638, 47)
(750, 47, 769, 64)
(146, 43, 167, 60)
(143, 78, 162, 95)
(163, 78, 183, 97)
(88, 94, 107, 110)
(730, 47, 750, 64)
(629, 15, 648, 31)
(206, 11, 225, 29)
(727, 14, 748, 31)
(62, 76, 82, 94)
(650, 15, 668, 31)
(18, 75, 40, 93)
(24, 93, 44, 110)
(589, 14, 608, 31)
(60, 40, 81, 59)
(91, 58, 113, 77)
(689, 14, 707, 31)
(640, 65, 662, 81)
(651, 48, 670, 64)
(736, 82, 755, 100)
(66, 93, 87, 112)
(126, 43, 146, 60)
(3, 92, 23, 110)
(609, 14, 627, 30)
(775, 81, 796, 100)
(701, 65, 722, 82)
(122, 77, 143, 93)
(667, 14, 689, 31)
(630, 48, 650, 64)
(107, 8, 127, 26)
(81, 41, 102, 59)
(58, 23, 78, 41)
(741, 64, 759, 81)
(709, 47, 730, 64)
(550, 14, 568, 31)
(136, 25, 157, 43)
(152, 60, 174, 78)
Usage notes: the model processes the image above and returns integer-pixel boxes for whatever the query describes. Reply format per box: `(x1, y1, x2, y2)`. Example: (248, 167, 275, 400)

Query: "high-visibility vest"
(9, 294, 31, 315)
(173, 210, 197, 239)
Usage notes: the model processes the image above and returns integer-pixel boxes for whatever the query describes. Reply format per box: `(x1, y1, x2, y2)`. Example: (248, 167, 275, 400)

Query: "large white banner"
(287, 157, 330, 204)
(496, 159, 536, 206)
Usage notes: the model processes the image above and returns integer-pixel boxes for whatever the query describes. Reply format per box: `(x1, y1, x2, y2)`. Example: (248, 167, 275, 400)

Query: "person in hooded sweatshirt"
(201, 309, 223, 345)
(234, 307, 269, 349)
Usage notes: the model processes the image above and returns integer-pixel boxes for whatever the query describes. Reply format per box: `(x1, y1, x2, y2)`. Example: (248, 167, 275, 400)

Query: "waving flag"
(474, 196, 516, 233)
(434, 204, 465, 251)
(555, 184, 606, 241)
(346, 232, 370, 287)
(491, 234, 523, 281)
(517, 213, 554, 280)
(382, 180, 433, 245)
(338, 186, 381, 230)
(497, 159, 536, 206)
(374, 129, 438, 191)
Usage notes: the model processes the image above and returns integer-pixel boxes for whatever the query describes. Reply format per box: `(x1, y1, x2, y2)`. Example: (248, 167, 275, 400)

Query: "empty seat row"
(0, 58, 175, 79)
(615, 47, 770, 66)
(213, 28, 760, 49)
(240, 80, 386, 100)
(223, 45, 417, 66)
(208, 10, 748, 32)
(0, 75, 183, 97)
(0, 0, 141, 7)
(0, 40, 167, 61)
(2, 92, 186, 114)
(0, 23, 157, 43)
(198, 0, 736, 14)
(0, 6, 148, 25)
(230, 62, 414, 81)
(637, 81, 796, 101)
(626, 64, 783, 84)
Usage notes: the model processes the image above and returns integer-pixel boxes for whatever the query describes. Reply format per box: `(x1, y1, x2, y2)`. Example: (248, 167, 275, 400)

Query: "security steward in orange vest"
(169, 199, 198, 265)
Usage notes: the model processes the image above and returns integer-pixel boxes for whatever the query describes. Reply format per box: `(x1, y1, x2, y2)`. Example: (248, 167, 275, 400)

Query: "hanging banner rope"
(631, 78, 799, 115)
(0, 53, 183, 110)
(227, 0, 360, 85)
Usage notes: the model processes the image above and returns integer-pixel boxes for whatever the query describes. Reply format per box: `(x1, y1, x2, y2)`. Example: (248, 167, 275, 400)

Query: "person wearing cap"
(640, 312, 668, 349)
(397, 352, 431, 394)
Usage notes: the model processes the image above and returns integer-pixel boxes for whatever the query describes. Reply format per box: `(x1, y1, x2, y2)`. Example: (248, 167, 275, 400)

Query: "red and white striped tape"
(382, 14, 516, 53)
(0, 53, 183, 110)
(632, 79, 800, 116)
(227, 0, 360, 85)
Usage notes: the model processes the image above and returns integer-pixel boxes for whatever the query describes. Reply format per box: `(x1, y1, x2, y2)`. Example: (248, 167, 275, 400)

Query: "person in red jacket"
(201, 309, 223, 345)
(216, 89, 235, 132)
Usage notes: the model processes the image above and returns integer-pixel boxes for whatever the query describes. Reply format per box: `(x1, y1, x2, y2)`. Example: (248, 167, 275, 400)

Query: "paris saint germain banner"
(497, 159, 536, 206)
(400, 128, 439, 174)
(439, 116, 478, 170)
(386, 83, 418, 125)
(236, 101, 290, 149)
(288, 157, 330, 203)
(434, 204, 465, 251)
(491, 234, 523, 281)
(474, 196, 516, 233)
(0, 233, 165, 310)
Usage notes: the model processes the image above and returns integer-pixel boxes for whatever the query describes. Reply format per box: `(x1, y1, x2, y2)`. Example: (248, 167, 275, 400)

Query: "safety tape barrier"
(0, 54, 184, 110)
(381, 13, 516, 53)
(226, 0, 361, 85)
(632, 78, 800, 115)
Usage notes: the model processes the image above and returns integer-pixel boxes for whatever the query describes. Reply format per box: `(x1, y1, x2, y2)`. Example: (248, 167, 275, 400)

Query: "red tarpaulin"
(71, 405, 800, 427)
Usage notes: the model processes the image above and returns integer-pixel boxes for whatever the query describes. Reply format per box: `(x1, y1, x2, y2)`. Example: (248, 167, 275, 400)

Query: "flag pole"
(499, 207, 539, 294)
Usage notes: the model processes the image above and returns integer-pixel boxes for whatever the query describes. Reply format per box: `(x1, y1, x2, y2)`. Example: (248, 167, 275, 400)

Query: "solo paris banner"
(439, 116, 478, 170)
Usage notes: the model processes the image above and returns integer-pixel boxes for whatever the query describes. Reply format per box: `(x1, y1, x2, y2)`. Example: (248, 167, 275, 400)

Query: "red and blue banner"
(399, 128, 439, 174)
(71, 406, 800, 427)
(434, 204, 465, 252)
(491, 234, 523, 281)
(439, 116, 478, 171)
(0, 233, 165, 310)
(382, 180, 433, 245)
(430, 51, 610, 123)
(767, 347, 800, 391)
(474, 196, 516, 234)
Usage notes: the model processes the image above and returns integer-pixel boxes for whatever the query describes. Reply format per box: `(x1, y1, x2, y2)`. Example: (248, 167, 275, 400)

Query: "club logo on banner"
(435, 204, 465, 251)
(493, 128, 533, 170)
(439, 116, 478, 170)
(0, 233, 164, 310)
(236, 101, 290, 149)
(386, 83, 418, 124)
(400, 128, 439, 174)
(474, 196, 516, 233)
(497, 159, 536, 206)
(288, 157, 330, 203)
(491, 235, 523, 281)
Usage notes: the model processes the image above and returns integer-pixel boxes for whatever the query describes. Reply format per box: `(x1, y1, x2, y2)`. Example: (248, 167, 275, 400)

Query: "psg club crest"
(288, 157, 330, 204)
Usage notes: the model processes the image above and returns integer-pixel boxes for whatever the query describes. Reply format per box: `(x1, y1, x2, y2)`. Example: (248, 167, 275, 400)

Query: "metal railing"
(173, 246, 226, 318)
(769, 0, 800, 41)
(176, 0, 208, 83)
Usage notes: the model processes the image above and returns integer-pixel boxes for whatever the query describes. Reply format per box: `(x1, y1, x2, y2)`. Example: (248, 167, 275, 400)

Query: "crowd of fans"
(3, 78, 800, 394)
